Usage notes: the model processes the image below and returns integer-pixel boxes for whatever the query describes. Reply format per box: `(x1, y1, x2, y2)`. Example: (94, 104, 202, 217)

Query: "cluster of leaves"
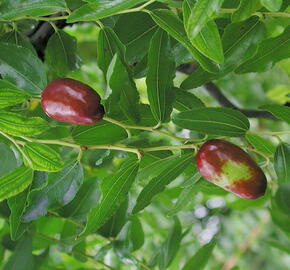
(0, 0, 289, 269)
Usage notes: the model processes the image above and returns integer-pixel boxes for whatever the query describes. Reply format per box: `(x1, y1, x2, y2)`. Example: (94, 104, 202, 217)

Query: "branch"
(177, 64, 277, 120)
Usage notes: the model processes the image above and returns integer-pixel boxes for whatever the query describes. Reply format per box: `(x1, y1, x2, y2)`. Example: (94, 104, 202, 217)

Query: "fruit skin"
(196, 139, 267, 200)
(41, 78, 104, 125)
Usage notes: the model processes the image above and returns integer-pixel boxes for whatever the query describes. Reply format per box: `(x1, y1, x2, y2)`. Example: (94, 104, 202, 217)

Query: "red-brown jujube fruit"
(196, 139, 267, 200)
(41, 78, 104, 125)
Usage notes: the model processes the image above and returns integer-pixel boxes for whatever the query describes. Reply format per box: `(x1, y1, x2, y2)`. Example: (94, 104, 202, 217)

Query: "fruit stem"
(17, 135, 199, 157)
(103, 116, 205, 142)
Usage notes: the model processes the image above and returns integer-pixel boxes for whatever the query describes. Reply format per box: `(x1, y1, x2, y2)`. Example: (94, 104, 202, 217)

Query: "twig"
(177, 64, 277, 120)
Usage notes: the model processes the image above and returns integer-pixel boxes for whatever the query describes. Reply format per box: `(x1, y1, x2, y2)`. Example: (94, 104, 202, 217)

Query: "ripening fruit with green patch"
(196, 139, 267, 200)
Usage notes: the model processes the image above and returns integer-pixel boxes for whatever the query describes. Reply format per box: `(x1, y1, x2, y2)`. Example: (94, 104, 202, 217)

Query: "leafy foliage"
(0, 0, 289, 269)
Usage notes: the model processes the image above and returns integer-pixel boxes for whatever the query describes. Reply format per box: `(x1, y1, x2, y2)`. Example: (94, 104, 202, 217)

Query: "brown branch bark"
(177, 64, 277, 120)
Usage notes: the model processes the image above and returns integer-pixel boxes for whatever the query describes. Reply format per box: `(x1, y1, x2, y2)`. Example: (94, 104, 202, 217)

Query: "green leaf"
(146, 29, 175, 123)
(158, 217, 182, 270)
(232, 0, 261, 22)
(22, 161, 84, 222)
(133, 153, 193, 213)
(274, 143, 290, 183)
(72, 120, 128, 145)
(0, 42, 47, 95)
(97, 26, 126, 75)
(174, 88, 205, 111)
(108, 55, 140, 123)
(267, 239, 290, 254)
(59, 177, 100, 221)
(0, 31, 36, 54)
(188, 21, 224, 64)
(130, 216, 144, 251)
(271, 200, 290, 233)
(114, 12, 158, 64)
(3, 235, 34, 270)
(172, 108, 250, 137)
(0, 166, 33, 202)
(81, 158, 139, 236)
(260, 104, 290, 124)
(182, 16, 265, 89)
(275, 184, 290, 217)
(237, 26, 290, 73)
(0, 0, 67, 20)
(0, 81, 28, 109)
(0, 143, 20, 177)
(149, 9, 219, 73)
(246, 134, 276, 155)
(261, 0, 282, 11)
(137, 153, 179, 182)
(182, 239, 216, 270)
(168, 173, 201, 216)
(67, 0, 145, 22)
(0, 111, 49, 136)
(98, 197, 128, 238)
(23, 142, 64, 172)
(184, 1, 224, 63)
(8, 189, 29, 240)
(45, 30, 80, 80)
(186, 0, 224, 38)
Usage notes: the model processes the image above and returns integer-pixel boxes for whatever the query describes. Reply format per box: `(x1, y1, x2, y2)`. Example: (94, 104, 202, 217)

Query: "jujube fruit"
(41, 78, 104, 125)
(196, 139, 267, 200)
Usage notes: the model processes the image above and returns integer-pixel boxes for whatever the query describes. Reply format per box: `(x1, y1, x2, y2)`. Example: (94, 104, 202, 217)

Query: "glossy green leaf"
(159, 217, 182, 270)
(8, 189, 29, 240)
(0, 166, 33, 202)
(23, 142, 64, 172)
(0, 143, 20, 177)
(186, 0, 224, 38)
(114, 12, 158, 64)
(182, 239, 216, 270)
(81, 158, 139, 236)
(168, 173, 201, 216)
(189, 21, 224, 63)
(146, 29, 175, 123)
(174, 88, 205, 111)
(72, 120, 128, 145)
(22, 161, 84, 222)
(0, 31, 36, 54)
(45, 30, 80, 80)
(133, 153, 193, 213)
(184, 1, 224, 63)
(0, 83, 27, 109)
(97, 26, 126, 75)
(59, 177, 100, 221)
(98, 197, 128, 238)
(0, 0, 67, 20)
(246, 134, 276, 155)
(130, 216, 144, 251)
(260, 104, 290, 124)
(149, 9, 219, 73)
(237, 26, 290, 73)
(67, 0, 145, 22)
(0, 42, 47, 95)
(274, 143, 290, 183)
(3, 235, 34, 270)
(261, 0, 282, 11)
(108, 55, 140, 123)
(275, 184, 290, 217)
(173, 107, 250, 137)
(232, 0, 261, 22)
(0, 111, 49, 136)
(137, 154, 179, 182)
(182, 16, 265, 89)
(271, 201, 290, 233)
